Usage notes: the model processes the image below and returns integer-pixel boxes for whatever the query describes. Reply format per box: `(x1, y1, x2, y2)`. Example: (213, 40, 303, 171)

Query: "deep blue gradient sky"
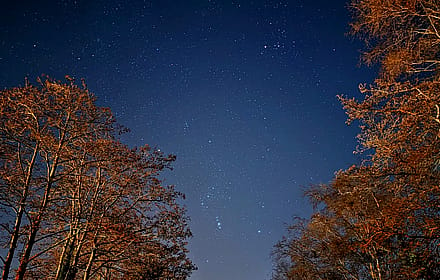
(0, 1, 376, 279)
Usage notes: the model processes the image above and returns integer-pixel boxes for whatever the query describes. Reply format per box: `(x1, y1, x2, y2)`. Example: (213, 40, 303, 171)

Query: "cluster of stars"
(0, 1, 367, 279)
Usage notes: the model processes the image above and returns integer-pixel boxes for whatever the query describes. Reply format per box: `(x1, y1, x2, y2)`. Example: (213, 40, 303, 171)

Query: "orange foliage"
(0, 77, 195, 280)
(273, 1, 440, 279)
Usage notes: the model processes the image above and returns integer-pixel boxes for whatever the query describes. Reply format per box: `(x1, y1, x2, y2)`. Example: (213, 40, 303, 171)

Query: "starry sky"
(0, 1, 376, 279)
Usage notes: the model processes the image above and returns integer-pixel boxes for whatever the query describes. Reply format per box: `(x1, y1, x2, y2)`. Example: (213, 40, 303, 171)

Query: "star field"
(0, 1, 375, 279)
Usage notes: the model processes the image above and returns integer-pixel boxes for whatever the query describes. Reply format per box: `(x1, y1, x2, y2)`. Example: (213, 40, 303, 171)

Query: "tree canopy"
(272, 1, 440, 279)
(0, 76, 195, 280)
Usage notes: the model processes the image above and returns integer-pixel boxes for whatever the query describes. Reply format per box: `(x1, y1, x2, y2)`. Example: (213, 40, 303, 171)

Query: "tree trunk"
(83, 229, 99, 280)
(2, 143, 39, 280)
(2, 203, 26, 280)
(55, 230, 76, 280)
(15, 154, 59, 280)
(83, 246, 96, 280)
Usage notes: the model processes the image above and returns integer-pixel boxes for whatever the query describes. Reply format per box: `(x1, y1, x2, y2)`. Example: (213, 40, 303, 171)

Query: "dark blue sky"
(0, 1, 375, 279)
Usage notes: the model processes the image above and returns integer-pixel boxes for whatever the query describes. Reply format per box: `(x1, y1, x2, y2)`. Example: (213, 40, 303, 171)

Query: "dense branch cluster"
(272, 1, 440, 279)
(0, 77, 195, 280)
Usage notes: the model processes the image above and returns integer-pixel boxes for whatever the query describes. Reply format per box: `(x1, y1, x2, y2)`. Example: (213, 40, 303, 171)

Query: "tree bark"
(2, 143, 39, 280)
(15, 154, 59, 280)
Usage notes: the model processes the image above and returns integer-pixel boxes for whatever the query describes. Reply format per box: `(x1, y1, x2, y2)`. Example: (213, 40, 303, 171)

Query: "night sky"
(0, 1, 376, 279)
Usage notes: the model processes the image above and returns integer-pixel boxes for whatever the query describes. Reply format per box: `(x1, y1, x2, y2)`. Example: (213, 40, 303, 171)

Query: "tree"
(0, 76, 195, 279)
(272, 1, 440, 279)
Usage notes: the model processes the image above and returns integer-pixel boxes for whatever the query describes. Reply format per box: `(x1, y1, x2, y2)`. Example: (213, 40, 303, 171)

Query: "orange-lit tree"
(0, 77, 195, 280)
(273, 1, 440, 279)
